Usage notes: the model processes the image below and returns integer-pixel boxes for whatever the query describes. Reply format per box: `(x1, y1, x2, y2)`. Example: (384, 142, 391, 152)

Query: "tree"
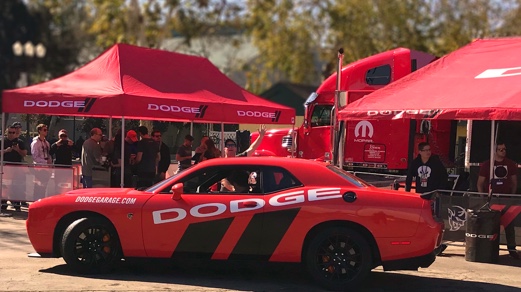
(245, 0, 323, 91)
(0, 0, 41, 93)
(77, 118, 106, 137)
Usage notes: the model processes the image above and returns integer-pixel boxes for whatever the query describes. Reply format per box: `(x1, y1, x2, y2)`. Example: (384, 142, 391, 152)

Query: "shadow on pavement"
(0, 208, 28, 220)
(39, 259, 521, 292)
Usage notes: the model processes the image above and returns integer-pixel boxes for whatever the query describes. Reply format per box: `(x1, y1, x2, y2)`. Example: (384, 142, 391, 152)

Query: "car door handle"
(243, 201, 258, 207)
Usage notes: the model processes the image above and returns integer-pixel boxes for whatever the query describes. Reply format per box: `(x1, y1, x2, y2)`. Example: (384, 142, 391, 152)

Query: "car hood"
(30, 188, 146, 207)
(64, 188, 139, 196)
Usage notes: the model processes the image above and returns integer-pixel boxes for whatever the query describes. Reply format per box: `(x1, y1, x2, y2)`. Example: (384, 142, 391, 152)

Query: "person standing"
(201, 138, 221, 161)
(10, 122, 24, 149)
(477, 142, 519, 259)
(111, 130, 138, 187)
(81, 128, 103, 188)
(405, 142, 448, 256)
(1, 126, 27, 211)
(224, 125, 266, 158)
(31, 124, 52, 165)
(30, 124, 52, 201)
(49, 129, 74, 195)
(405, 142, 448, 194)
(192, 135, 209, 164)
(151, 130, 171, 181)
(175, 134, 194, 174)
(135, 126, 159, 188)
(3, 125, 28, 164)
(50, 129, 74, 166)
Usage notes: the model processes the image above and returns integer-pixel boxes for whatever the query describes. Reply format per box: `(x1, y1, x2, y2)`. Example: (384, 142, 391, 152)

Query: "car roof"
(189, 157, 349, 186)
(195, 156, 327, 168)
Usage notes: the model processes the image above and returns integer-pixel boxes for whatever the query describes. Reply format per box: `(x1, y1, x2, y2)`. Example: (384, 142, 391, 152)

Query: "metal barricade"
(1, 163, 76, 204)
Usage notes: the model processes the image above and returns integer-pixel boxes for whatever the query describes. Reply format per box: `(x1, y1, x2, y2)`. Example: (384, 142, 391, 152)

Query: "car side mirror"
(171, 183, 184, 201)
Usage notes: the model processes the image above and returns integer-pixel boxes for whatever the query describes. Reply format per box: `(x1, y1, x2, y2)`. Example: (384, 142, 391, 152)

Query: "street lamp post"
(12, 41, 46, 150)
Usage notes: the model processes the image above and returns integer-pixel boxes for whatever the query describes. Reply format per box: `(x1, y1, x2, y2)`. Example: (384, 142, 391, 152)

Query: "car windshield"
(327, 165, 369, 187)
(145, 173, 181, 192)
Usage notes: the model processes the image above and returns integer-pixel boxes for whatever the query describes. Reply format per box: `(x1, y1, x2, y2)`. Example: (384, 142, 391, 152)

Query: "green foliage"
(5, 0, 521, 119)
(77, 118, 106, 135)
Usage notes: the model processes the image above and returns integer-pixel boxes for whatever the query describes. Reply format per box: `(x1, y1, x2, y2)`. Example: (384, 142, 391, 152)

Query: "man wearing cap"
(175, 134, 194, 174)
(50, 129, 74, 166)
(134, 126, 160, 188)
(11, 122, 22, 138)
(2, 125, 27, 164)
(1, 125, 27, 211)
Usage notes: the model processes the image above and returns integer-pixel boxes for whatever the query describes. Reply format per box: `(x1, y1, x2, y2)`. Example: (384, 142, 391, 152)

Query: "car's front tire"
(305, 227, 372, 291)
(61, 217, 121, 274)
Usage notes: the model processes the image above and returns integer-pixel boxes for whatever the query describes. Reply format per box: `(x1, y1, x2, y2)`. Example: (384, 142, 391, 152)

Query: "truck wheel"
(304, 227, 372, 291)
(61, 217, 121, 274)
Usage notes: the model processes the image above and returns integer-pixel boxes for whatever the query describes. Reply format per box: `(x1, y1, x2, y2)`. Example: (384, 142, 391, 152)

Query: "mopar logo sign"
(354, 121, 373, 138)
(237, 110, 281, 122)
(23, 98, 98, 113)
(354, 120, 373, 143)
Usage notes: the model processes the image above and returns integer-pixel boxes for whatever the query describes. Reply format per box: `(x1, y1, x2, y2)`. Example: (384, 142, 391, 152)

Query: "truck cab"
(253, 48, 454, 173)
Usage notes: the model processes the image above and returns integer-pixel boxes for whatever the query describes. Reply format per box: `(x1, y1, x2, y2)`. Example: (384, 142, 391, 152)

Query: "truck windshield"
(327, 165, 369, 188)
(310, 105, 333, 127)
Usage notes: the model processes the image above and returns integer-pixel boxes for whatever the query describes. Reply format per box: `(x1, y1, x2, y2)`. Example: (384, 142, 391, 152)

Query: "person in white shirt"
(30, 124, 52, 201)
(31, 124, 52, 165)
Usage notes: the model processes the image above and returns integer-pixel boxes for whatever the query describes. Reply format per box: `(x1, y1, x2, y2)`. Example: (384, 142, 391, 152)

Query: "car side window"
(176, 166, 263, 194)
(262, 166, 301, 193)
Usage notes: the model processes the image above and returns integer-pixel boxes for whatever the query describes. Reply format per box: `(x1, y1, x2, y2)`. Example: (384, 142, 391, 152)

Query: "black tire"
(304, 227, 372, 291)
(61, 217, 121, 274)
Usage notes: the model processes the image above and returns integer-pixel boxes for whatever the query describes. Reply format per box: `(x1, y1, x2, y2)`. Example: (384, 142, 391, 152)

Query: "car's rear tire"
(304, 227, 372, 291)
(61, 217, 121, 274)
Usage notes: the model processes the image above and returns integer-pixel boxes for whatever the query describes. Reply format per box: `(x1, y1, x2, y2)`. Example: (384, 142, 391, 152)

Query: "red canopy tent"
(338, 37, 521, 121)
(337, 37, 521, 202)
(2, 43, 295, 124)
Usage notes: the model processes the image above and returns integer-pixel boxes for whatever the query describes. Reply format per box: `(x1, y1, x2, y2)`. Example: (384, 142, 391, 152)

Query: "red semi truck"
(252, 48, 456, 173)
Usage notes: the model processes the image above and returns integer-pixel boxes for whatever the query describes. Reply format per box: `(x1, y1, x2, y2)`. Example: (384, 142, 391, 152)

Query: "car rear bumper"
(381, 250, 436, 271)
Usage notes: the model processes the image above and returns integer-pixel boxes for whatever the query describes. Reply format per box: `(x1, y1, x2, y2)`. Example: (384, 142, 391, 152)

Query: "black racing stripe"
(274, 110, 281, 122)
(230, 208, 301, 261)
(172, 217, 233, 260)
(84, 98, 96, 112)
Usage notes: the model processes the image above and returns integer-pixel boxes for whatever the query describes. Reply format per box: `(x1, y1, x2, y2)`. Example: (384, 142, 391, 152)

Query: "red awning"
(338, 37, 521, 121)
(2, 44, 295, 124)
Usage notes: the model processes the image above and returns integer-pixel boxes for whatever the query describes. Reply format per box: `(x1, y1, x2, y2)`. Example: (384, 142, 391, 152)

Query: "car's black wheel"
(61, 217, 121, 274)
(305, 227, 372, 291)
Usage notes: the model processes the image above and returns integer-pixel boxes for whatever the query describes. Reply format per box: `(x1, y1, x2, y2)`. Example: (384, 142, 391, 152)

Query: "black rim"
(73, 225, 117, 268)
(313, 233, 363, 282)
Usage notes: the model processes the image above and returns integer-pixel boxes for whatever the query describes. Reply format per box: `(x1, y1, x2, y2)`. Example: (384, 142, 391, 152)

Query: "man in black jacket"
(152, 130, 171, 181)
(1, 125, 28, 211)
(405, 142, 448, 255)
(405, 142, 448, 194)
(50, 129, 74, 166)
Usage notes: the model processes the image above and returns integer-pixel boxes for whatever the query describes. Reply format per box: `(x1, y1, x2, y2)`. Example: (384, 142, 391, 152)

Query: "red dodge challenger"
(26, 157, 444, 291)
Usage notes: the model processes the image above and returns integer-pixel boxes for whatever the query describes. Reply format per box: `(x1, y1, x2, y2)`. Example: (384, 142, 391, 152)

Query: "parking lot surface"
(1, 208, 521, 291)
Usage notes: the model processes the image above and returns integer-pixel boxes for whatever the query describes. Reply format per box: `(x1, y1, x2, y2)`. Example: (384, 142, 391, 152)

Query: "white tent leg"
(487, 120, 496, 204)
(120, 117, 125, 188)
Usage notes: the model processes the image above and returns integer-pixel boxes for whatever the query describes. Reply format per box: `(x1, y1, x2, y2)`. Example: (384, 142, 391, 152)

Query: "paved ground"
(1, 207, 521, 292)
